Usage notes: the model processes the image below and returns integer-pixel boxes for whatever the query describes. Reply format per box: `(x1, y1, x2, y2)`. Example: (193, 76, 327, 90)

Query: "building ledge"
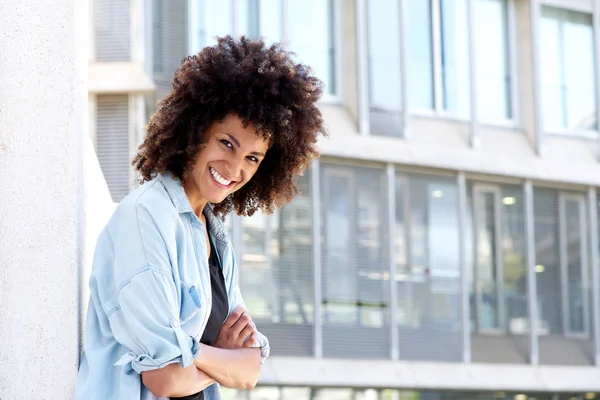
(259, 356, 600, 392)
(317, 105, 600, 187)
(88, 62, 155, 94)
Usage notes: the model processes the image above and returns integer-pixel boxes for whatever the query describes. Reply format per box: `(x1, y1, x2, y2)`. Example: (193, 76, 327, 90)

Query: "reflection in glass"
(258, 0, 282, 44)
(271, 174, 314, 325)
(563, 197, 585, 333)
(406, 0, 434, 109)
(321, 166, 388, 327)
(473, 0, 512, 122)
(533, 189, 562, 335)
(540, 7, 596, 131)
(367, 0, 402, 111)
(501, 188, 527, 334)
(440, 0, 470, 117)
(287, 0, 336, 95)
(312, 389, 354, 400)
(240, 212, 269, 318)
(473, 190, 500, 330)
(237, 0, 260, 39)
(198, 0, 233, 48)
(396, 175, 461, 331)
(239, 175, 313, 326)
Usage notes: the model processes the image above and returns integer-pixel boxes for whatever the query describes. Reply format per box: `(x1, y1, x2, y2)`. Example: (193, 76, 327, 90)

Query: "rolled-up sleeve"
(109, 267, 200, 374)
(103, 199, 200, 374)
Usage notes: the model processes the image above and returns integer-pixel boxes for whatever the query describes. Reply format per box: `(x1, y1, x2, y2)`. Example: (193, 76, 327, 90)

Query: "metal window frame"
(524, 180, 539, 365)
(593, 0, 600, 161)
(471, 185, 506, 334)
(320, 166, 360, 325)
(394, 173, 416, 331)
(530, 0, 544, 155)
(387, 164, 399, 360)
(430, 0, 444, 113)
(532, 5, 598, 139)
(559, 193, 590, 338)
(506, 0, 521, 127)
(187, 0, 201, 54)
(466, 0, 478, 147)
(587, 188, 600, 365)
(356, 0, 370, 135)
(310, 160, 323, 358)
(458, 172, 471, 363)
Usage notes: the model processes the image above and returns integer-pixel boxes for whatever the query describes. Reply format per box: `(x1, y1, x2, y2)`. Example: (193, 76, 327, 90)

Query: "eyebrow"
(224, 133, 265, 157)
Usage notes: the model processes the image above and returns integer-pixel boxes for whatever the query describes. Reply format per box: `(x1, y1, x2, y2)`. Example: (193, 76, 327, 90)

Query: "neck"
(182, 176, 208, 218)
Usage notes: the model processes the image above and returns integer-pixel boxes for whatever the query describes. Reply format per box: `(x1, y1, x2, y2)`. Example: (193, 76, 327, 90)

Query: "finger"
(243, 332, 257, 348)
(236, 323, 256, 346)
(222, 306, 246, 330)
(231, 312, 252, 336)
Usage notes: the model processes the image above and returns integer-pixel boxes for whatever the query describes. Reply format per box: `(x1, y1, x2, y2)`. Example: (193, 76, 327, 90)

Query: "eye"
(220, 139, 233, 149)
(247, 156, 259, 163)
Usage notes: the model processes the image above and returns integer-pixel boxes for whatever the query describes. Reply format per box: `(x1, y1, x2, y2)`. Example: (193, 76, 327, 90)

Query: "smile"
(210, 167, 233, 186)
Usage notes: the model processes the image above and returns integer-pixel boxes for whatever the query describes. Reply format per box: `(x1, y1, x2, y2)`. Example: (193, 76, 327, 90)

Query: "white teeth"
(210, 167, 232, 186)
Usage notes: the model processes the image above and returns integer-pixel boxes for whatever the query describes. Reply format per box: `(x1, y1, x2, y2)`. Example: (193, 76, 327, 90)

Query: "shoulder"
(109, 179, 180, 235)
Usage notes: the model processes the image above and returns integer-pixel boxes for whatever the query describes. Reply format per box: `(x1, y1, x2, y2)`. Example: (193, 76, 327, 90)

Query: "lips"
(209, 167, 233, 186)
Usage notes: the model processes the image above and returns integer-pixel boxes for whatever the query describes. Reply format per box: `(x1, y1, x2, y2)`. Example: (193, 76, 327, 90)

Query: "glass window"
(321, 165, 389, 328)
(96, 95, 131, 202)
(534, 189, 563, 335)
(473, 0, 512, 122)
(95, 0, 131, 62)
(287, 0, 336, 95)
(467, 185, 527, 334)
(238, 174, 313, 356)
(561, 196, 588, 333)
(196, 0, 233, 49)
(189, 0, 337, 96)
(367, 0, 402, 112)
(406, 0, 470, 116)
(534, 189, 590, 336)
(368, 0, 513, 123)
(439, 0, 470, 116)
(406, 0, 435, 110)
(396, 174, 462, 361)
(540, 7, 596, 131)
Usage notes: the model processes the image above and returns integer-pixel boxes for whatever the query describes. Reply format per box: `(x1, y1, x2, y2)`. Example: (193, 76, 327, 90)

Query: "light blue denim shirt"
(75, 174, 270, 400)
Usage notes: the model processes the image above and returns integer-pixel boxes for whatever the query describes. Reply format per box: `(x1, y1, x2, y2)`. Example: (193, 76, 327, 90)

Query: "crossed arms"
(141, 306, 263, 398)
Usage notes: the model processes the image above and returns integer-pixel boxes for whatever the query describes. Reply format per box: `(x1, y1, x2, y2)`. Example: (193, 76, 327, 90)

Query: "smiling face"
(183, 114, 269, 214)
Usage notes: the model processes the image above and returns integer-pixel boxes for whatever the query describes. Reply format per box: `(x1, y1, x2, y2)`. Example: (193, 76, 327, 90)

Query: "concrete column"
(0, 0, 87, 398)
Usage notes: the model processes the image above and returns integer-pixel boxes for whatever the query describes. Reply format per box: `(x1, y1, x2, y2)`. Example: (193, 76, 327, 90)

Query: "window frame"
(186, 0, 342, 103)
(471, 184, 506, 334)
(536, 2, 598, 138)
(321, 166, 358, 325)
(409, 0, 519, 126)
(558, 193, 591, 337)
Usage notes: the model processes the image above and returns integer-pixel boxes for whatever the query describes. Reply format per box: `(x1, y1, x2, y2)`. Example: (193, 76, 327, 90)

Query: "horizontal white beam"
(259, 357, 600, 392)
(317, 105, 600, 187)
(88, 62, 155, 93)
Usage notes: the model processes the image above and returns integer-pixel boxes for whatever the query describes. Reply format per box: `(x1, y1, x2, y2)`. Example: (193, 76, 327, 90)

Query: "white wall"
(0, 0, 87, 398)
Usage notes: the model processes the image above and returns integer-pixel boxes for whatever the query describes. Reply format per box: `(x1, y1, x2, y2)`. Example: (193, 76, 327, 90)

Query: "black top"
(171, 235, 229, 400)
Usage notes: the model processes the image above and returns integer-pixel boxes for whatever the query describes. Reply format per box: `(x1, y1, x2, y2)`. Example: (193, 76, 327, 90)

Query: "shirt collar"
(157, 173, 193, 214)
(157, 173, 229, 245)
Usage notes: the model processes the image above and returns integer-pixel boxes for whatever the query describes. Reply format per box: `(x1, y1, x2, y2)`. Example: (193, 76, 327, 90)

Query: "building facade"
(89, 0, 600, 399)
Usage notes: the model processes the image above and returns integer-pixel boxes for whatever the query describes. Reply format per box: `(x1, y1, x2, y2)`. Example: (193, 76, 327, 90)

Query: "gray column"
(458, 172, 471, 363)
(0, 1, 87, 398)
(524, 180, 539, 365)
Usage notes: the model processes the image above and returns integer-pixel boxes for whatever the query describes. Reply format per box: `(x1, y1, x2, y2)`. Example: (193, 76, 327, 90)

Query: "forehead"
(208, 114, 269, 148)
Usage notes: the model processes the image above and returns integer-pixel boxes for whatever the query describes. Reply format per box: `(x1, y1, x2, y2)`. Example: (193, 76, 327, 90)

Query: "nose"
(225, 154, 244, 181)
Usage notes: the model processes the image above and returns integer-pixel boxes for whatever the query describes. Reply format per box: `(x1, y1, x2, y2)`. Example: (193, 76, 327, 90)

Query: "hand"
(212, 306, 257, 349)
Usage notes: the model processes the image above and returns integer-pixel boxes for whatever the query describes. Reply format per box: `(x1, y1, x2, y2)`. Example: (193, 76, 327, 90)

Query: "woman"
(75, 36, 325, 399)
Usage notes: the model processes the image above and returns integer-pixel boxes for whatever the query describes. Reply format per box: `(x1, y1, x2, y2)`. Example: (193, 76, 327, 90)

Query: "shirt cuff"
(114, 323, 200, 374)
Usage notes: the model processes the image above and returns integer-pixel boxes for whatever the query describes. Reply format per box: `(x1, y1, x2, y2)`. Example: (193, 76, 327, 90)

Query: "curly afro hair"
(132, 35, 326, 217)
